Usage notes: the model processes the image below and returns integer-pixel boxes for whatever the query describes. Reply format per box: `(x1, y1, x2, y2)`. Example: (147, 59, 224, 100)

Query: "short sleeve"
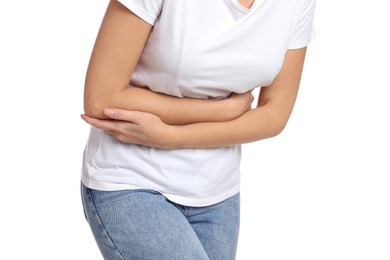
(288, 0, 316, 49)
(117, 0, 164, 25)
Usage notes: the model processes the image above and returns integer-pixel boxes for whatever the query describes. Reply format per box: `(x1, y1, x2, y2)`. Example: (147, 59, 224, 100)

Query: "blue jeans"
(81, 183, 240, 260)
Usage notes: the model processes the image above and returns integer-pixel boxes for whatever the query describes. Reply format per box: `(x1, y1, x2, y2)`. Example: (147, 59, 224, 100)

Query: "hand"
(226, 91, 254, 119)
(81, 109, 174, 149)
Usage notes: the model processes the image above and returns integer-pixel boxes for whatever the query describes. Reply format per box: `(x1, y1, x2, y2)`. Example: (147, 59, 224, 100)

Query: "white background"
(1, 0, 389, 259)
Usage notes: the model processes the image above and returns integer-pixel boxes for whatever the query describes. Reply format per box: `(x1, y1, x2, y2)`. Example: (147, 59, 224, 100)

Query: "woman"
(80, 0, 316, 259)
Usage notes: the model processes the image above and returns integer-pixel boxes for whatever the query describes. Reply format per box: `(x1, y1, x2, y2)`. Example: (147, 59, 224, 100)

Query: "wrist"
(160, 125, 182, 149)
(221, 98, 241, 121)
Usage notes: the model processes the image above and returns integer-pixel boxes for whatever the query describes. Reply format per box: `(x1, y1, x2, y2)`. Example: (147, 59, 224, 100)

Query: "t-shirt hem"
(288, 32, 316, 50)
(117, 0, 158, 25)
(81, 177, 240, 207)
(163, 185, 241, 207)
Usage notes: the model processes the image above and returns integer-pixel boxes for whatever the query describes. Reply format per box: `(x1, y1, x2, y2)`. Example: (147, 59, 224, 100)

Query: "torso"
(83, 0, 316, 207)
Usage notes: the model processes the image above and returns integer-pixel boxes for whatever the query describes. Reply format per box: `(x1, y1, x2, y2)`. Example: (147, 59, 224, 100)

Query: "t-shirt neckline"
(229, 0, 262, 13)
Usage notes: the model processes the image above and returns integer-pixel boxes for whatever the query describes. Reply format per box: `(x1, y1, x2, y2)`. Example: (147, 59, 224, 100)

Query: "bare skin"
(238, 0, 256, 8)
(81, 0, 308, 149)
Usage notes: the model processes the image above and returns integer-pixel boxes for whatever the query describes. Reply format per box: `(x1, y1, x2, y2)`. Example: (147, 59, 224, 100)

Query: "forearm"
(121, 87, 231, 125)
(85, 85, 245, 125)
(167, 105, 286, 149)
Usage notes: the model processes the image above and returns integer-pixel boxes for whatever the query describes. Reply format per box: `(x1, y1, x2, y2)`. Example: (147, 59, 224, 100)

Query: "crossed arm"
(81, 0, 307, 149)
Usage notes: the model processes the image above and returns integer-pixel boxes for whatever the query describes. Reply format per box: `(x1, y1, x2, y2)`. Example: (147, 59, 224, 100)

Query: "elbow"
(271, 121, 287, 138)
(84, 103, 105, 119)
(261, 103, 293, 139)
(262, 122, 285, 140)
(83, 81, 126, 119)
(262, 110, 290, 139)
(83, 81, 108, 119)
(84, 95, 111, 119)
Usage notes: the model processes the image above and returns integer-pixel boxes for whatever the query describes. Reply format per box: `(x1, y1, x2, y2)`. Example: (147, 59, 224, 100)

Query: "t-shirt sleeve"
(117, 0, 164, 25)
(288, 0, 316, 49)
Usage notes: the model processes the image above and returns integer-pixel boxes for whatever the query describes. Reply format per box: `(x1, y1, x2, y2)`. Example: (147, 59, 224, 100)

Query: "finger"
(80, 114, 121, 132)
(80, 114, 102, 128)
(104, 108, 140, 123)
(80, 114, 96, 125)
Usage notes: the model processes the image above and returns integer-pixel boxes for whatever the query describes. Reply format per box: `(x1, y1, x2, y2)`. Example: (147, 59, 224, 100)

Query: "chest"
(136, 0, 299, 97)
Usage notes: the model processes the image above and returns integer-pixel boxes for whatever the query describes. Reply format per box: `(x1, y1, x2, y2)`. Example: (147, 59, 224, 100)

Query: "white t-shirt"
(81, 0, 316, 206)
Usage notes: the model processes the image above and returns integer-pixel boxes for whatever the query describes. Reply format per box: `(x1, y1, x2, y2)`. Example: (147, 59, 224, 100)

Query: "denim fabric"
(81, 183, 240, 260)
